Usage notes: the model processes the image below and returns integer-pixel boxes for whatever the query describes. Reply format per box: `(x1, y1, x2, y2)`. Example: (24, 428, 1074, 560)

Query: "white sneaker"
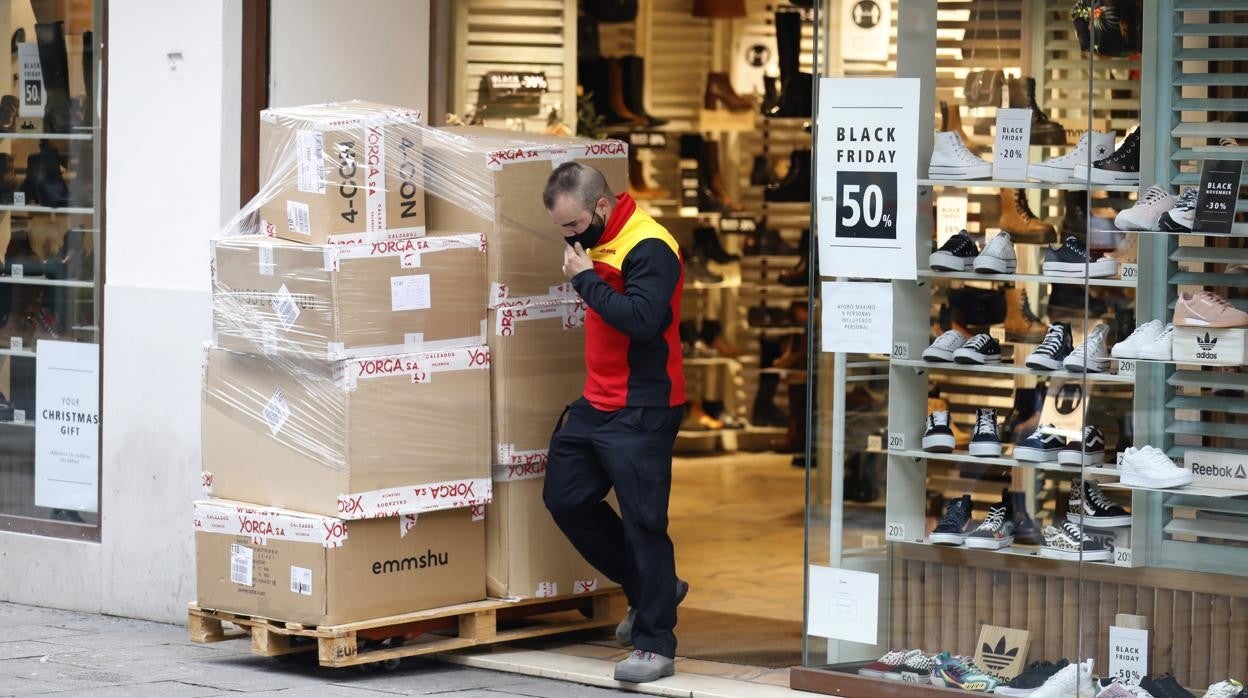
(1064, 323, 1111, 373)
(1030, 659, 1097, 698)
(1111, 319, 1165, 359)
(1114, 184, 1177, 231)
(923, 329, 967, 362)
(973, 232, 1017, 273)
(1030, 131, 1116, 183)
(1095, 677, 1156, 697)
(1158, 188, 1198, 232)
(930, 131, 992, 179)
(1204, 679, 1246, 698)
(1120, 445, 1194, 489)
(1135, 323, 1174, 360)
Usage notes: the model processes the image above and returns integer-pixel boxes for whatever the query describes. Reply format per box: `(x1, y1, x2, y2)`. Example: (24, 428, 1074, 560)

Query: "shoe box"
(201, 344, 491, 519)
(211, 233, 487, 360)
(424, 126, 627, 300)
(194, 499, 485, 626)
(1171, 327, 1246, 366)
(258, 100, 427, 245)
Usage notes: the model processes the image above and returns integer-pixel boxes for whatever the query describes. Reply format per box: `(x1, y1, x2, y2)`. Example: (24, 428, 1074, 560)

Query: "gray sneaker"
(615, 579, 689, 647)
(614, 650, 675, 683)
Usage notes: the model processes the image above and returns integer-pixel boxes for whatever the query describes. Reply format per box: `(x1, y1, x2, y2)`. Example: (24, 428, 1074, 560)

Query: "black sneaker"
(1008, 490, 1044, 546)
(1042, 236, 1119, 278)
(922, 410, 956, 453)
(929, 230, 979, 272)
(1076, 127, 1141, 185)
(1068, 479, 1132, 528)
(1047, 284, 1108, 317)
(953, 333, 1002, 365)
(1014, 424, 1067, 462)
(1025, 324, 1073, 370)
(1141, 674, 1196, 698)
(930, 494, 973, 545)
(994, 659, 1069, 696)
(970, 407, 1002, 457)
(1058, 425, 1106, 465)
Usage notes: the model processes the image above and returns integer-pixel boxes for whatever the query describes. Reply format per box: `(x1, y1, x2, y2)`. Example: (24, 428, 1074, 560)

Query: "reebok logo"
(371, 548, 448, 575)
(1190, 461, 1247, 479)
(979, 637, 1020, 672)
(1195, 332, 1220, 359)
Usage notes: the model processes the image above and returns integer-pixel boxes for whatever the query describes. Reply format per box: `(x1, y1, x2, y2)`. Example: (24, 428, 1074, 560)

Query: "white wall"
(269, 0, 430, 114)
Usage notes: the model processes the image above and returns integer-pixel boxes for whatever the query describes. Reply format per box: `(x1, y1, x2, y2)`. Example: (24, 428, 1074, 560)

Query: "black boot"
(761, 75, 780, 115)
(1009, 76, 1066, 146)
(21, 142, 69, 207)
(765, 149, 811, 202)
(0, 154, 15, 204)
(694, 225, 739, 264)
(750, 154, 772, 187)
(779, 230, 809, 285)
(752, 373, 787, 427)
(619, 55, 667, 127)
(35, 22, 71, 134)
(769, 9, 801, 118)
(1060, 189, 1087, 240)
(5, 229, 43, 277)
(1009, 490, 1043, 546)
(774, 72, 813, 118)
(81, 31, 93, 127)
(0, 95, 16, 133)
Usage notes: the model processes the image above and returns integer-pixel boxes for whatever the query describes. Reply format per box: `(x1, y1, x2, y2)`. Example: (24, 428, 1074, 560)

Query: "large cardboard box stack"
(196, 103, 490, 625)
(426, 127, 628, 599)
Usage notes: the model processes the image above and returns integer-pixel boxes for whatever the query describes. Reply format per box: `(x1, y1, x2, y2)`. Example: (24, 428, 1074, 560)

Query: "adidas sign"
(1173, 327, 1245, 366)
(1187, 449, 1248, 493)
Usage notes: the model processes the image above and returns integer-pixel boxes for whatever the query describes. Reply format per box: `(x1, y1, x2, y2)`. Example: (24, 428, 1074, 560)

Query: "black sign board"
(680, 168, 700, 209)
(719, 214, 758, 234)
(484, 71, 548, 98)
(1194, 159, 1243, 234)
(628, 131, 668, 149)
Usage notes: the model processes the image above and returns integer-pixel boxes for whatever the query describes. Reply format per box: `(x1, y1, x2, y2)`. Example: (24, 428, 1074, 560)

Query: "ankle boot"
(941, 99, 986, 154)
(765, 149, 811, 202)
(81, 31, 93, 127)
(5, 229, 43, 277)
(1008, 76, 1066, 146)
(701, 139, 739, 210)
(628, 154, 668, 200)
(752, 373, 787, 427)
(1060, 189, 1088, 239)
(35, 22, 71, 134)
(772, 72, 812, 118)
(1009, 490, 1044, 545)
(606, 58, 646, 127)
(619, 55, 666, 127)
(694, 226, 739, 264)
(750, 154, 773, 187)
(998, 188, 1055, 244)
(761, 75, 780, 115)
(760, 227, 798, 255)
(704, 72, 753, 111)
(1005, 287, 1047, 342)
(37, 142, 70, 207)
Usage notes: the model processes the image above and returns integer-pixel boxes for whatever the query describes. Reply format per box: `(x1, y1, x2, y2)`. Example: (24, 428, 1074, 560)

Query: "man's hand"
(562, 242, 593, 279)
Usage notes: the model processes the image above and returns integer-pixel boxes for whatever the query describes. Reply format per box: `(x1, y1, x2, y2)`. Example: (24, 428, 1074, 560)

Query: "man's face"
(551, 193, 606, 239)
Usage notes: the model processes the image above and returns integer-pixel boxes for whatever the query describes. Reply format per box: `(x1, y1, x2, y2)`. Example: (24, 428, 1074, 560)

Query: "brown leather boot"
(606, 58, 646, 126)
(998, 188, 1056, 244)
(941, 100, 987, 154)
(628, 155, 669, 200)
(701, 140, 741, 210)
(1005, 287, 1047, 343)
(704, 72, 754, 111)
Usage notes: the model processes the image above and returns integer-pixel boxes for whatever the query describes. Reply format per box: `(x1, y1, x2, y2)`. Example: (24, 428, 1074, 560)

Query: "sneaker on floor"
(923, 410, 957, 452)
(1140, 674, 1195, 698)
(1059, 425, 1106, 466)
(1114, 184, 1176, 231)
(1026, 324, 1074, 370)
(923, 329, 967, 362)
(930, 652, 1000, 693)
(930, 494, 974, 545)
(970, 407, 1002, 457)
(930, 229, 979, 271)
(858, 649, 921, 679)
(1073, 127, 1141, 185)
(616, 579, 688, 647)
(930, 131, 993, 179)
(974, 232, 1018, 274)
(954, 333, 1002, 365)
(1064, 323, 1111, 373)
(965, 500, 1015, 550)
(897, 652, 936, 685)
(1015, 425, 1067, 462)
(1030, 131, 1116, 183)
(1096, 677, 1156, 697)
(1028, 659, 1096, 698)
(1173, 291, 1248, 328)
(1043, 236, 1119, 278)
(1204, 679, 1244, 698)
(1120, 445, 1194, 489)
(1158, 188, 1198, 233)
(1042, 521, 1111, 561)
(1111, 319, 1165, 359)
(614, 650, 675, 683)
(1068, 478, 1132, 528)
(996, 659, 1071, 696)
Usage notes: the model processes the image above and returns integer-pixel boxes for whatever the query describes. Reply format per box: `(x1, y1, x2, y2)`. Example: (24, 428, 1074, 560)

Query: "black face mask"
(566, 213, 606, 250)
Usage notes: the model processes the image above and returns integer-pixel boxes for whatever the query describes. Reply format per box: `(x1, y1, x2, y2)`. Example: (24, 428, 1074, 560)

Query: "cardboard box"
(201, 345, 491, 518)
(424, 127, 627, 301)
(194, 499, 485, 626)
(258, 101, 427, 245)
(485, 478, 613, 599)
(212, 233, 488, 360)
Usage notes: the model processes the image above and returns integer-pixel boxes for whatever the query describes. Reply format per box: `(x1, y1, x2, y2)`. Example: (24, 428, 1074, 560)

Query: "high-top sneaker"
(1064, 323, 1112, 373)
(1074, 127, 1141, 185)
(970, 408, 1002, 457)
(965, 493, 1015, 550)
(1025, 323, 1074, 370)
(930, 495, 974, 545)
(1068, 479, 1132, 528)
(1005, 287, 1047, 342)
(929, 131, 992, 179)
(923, 410, 956, 452)
(1031, 131, 1116, 183)
(1008, 76, 1067, 145)
(930, 229, 979, 271)
(1059, 425, 1106, 465)
(999, 189, 1057, 244)
(1008, 490, 1044, 546)
(1041, 521, 1111, 561)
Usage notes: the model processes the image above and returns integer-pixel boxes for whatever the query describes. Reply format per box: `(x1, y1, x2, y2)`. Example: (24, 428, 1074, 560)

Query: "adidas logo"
(980, 637, 1020, 672)
(1195, 332, 1220, 359)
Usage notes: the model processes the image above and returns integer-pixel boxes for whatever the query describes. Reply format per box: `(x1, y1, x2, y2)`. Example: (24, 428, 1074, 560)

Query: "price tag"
(11, 264, 23, 278)
(1117, 360, 1136, 378)
(719, 214, 758, 234)
(1115, 548, 1133, 566)
(1108, 626, 1148, 686)
(10, 337, 22, 351)
(1194, 159, 1244, 234)
(1116, 451, 1124, 467)
(1121, 264, 1138, 281)
(12, 192, 24, 206)
(887, 432, 905, 450)
(992, 108, 1032, 181)
(835, 172, 898, 239)
(891, 342, 909, 360)
(628, 131, 668, 149)
(679, 167, 700, 210)
(867, 434, 883, 452)
(990, 326, 1006, 343)
(13, 409, 24, 424)
(885, 521, 906, 541)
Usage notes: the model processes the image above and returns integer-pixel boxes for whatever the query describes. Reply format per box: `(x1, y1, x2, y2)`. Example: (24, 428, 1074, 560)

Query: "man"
(541, 162, 689, 683)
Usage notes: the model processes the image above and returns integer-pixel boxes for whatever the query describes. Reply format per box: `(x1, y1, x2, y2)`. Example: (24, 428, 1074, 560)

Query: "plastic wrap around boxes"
(425, 127, 627, 599)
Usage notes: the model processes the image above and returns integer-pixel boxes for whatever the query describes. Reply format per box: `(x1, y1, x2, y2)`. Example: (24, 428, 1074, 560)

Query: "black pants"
(542, 397, 683, 657)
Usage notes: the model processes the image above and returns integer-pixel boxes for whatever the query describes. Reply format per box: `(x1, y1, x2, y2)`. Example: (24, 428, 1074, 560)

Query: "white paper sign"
(1108, 626, 1148, 686)
(993, 108, 1033, 181)
(841, 0, 892, 62)
(816, 77, 918, 280)
(807, 565, 879, 645)
(821, 282, 892, 354)
(391, 274, 432, 312)
(17, 43, 44, 118)
(732, 33, 779, 98)
(34, 341, 100, 513)
(936, 193, 969, 247)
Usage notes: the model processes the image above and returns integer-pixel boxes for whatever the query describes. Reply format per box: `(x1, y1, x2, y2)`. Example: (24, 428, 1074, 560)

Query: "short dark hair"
(543, 162, 610, 211)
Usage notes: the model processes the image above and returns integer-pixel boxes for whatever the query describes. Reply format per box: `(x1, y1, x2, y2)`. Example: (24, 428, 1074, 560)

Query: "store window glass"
(800, 1, 1248, 697)
(0, 0, 100, 538)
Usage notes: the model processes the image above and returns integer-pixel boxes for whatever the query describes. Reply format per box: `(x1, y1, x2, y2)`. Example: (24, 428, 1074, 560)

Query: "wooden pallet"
(187, 589, 623, 668)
